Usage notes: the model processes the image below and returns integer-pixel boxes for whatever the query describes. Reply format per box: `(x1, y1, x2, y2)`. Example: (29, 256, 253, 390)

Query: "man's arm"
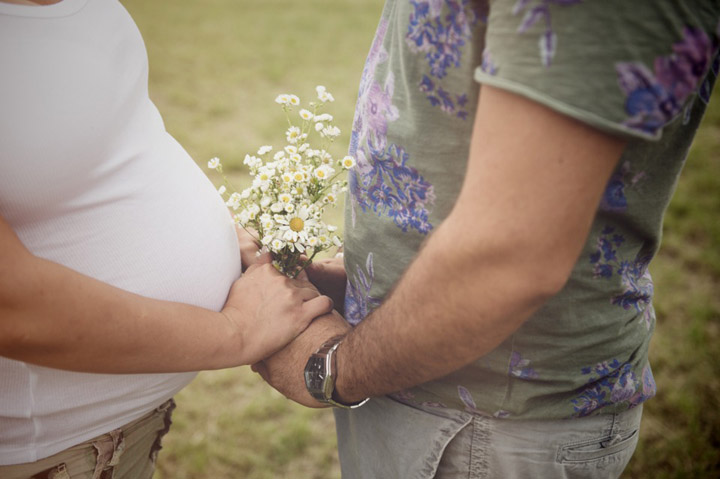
(256, 85, 626, 406)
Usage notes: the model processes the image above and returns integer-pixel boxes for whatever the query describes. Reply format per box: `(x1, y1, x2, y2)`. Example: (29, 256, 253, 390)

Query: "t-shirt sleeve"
(474, 0, 720, 140)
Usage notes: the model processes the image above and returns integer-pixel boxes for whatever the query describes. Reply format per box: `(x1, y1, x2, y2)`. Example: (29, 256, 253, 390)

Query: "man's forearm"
(333, 214, 560, 403)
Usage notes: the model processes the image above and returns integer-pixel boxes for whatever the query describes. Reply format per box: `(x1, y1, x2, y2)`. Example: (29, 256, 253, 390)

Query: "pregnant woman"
(0, 1, 333, 477)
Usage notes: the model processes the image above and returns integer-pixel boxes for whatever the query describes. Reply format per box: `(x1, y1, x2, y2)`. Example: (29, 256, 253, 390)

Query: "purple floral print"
(617, 27, 718, 135)
(351, 21, 396, 158)
(512, 0, 583, 67)
(589, 227, 654, 329)
(480, 48, 497, 76)
(350, 143, 436, 234)
(509, 351, 539, 379)
(599, 161, 646, 213)
(406, 0, 487, 117)
(350, 19, 436, 234)
(458, 385, 485, 414)
(344, 253, 382, 325)
(571, 360, 655, 417)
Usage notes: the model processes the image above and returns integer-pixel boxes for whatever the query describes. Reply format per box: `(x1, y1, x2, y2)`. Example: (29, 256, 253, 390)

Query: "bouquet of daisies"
(208, 86, 355, 277)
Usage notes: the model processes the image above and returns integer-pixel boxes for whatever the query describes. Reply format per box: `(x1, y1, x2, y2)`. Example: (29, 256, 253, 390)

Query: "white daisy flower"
(275, 94, 290, 105)
(208, 157, 221, 170)
(341, 156, 356, 169)
(289, 95, 300, 106)
(226, 192, 241, 210)
(314, 113, 333, 122)
(314, 165, 335, 180)
(315, 122, 324, 132)
(316, 85, 334, 103)
(271, 238, 285, 251)
(255, 168, 274, 187)
(278, 206, 315, 241)
(244, 154, 261, 168)
(319, 150, 332, 163)
(273, 150, 286, 160)
(217, 185, 226, 195)
(284, 145, 298, 155)
(282, 228, 298, 243)
(270, 202, 284, 213)
(278, 193, 292, 204)
(286, 126, 301, 144)
(257, 145, 273, 155)
(261, 217, 274, 231)
(322, 126, 341, 138)
(299, 109, 314, 120)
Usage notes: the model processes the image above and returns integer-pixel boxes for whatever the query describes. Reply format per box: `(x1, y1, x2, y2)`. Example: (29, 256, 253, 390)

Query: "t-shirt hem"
(0, 393, 178, 466)
(474, 68, 662, 142)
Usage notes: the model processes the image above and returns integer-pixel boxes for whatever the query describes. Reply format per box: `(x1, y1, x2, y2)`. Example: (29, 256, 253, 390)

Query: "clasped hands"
(236, 227, 351, 407)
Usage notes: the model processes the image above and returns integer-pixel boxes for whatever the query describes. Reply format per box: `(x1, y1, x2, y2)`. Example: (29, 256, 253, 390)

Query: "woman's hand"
(236, 225, 261, 272)
(306, 255, 347, 315)
(222, 255, 334, 365)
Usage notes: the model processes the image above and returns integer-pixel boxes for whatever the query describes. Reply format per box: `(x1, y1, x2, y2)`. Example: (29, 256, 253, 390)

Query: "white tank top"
(0, 0, 241, 464)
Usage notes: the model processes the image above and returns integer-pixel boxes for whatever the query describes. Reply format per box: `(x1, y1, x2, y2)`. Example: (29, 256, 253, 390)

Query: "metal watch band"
(305, 335, 369, 409)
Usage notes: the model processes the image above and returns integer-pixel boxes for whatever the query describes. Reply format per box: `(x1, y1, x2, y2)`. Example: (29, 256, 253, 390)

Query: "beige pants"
(0, 399, 175, 479)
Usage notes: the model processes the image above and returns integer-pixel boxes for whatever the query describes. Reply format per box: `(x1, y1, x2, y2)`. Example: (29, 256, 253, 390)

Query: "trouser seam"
(469, 415, 489, 478)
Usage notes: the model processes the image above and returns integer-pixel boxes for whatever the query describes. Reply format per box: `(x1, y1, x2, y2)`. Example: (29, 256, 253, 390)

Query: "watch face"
(304, 356, 327, 394)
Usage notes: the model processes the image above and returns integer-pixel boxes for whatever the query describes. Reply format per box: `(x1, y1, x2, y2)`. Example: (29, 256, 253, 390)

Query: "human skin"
(0, 0, 61, 5)
(252, 85, 626, 407)
(0, 215, 333, 373)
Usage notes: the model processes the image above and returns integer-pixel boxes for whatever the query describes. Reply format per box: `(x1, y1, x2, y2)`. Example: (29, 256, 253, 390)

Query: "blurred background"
(120, 1, 720, 478)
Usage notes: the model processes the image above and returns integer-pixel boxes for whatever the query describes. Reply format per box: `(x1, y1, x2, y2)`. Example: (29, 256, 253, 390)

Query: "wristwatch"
(304, 335, 370, 409)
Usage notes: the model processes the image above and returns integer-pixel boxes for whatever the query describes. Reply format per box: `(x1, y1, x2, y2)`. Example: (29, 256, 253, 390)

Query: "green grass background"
(121, 1, 720, 477)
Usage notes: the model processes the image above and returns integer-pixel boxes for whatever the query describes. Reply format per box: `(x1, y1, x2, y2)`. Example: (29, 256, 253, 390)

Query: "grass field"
(121, 1, 720, 477)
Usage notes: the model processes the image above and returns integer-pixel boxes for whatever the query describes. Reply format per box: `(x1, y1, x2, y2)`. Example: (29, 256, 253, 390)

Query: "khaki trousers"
(0, 399, 175, 479)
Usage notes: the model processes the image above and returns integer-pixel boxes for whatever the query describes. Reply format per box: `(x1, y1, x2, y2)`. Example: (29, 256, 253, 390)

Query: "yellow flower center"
(289, 217, 305, 232)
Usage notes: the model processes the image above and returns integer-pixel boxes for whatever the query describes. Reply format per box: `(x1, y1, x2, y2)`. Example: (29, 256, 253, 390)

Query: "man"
(255, 1, 720, 477)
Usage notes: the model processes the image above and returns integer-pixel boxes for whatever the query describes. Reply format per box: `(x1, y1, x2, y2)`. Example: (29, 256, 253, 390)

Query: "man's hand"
(236, 226, 261, 271)
(305, 256, 347, 314)
(252, 310, 352, 407)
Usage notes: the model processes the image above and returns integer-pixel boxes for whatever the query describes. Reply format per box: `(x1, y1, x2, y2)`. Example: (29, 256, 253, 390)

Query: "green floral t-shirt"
(343, 0, 720, 419)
